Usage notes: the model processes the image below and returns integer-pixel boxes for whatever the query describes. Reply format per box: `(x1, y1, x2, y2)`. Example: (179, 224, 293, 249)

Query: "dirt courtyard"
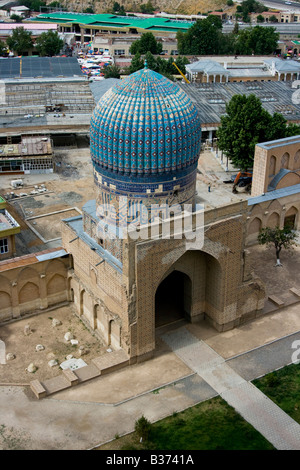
(247, 242, 300, 297)
(0, 306, 107, 385)
(1, 241, 299, 386)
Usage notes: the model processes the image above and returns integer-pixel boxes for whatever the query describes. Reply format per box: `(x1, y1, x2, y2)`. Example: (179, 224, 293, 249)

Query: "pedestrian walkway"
(162, 327, 300, 450)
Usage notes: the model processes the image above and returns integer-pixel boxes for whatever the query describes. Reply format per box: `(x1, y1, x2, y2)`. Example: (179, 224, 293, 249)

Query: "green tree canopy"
(140, 1, 154, 14)
(129, 52, 144, 74)
(10, 14, 23, 22)
(238, 0, 268, 22)
(129, 32, 162, 55)
(269, 14, 278, 22)
(6, 27, 33, 55)
(234, 25, 279, 55)
(103, 64, 121, 78)
(0, 40, 7, 56)
(256, 14, 264, 22)
(35, 30, 64, 56)
(22, 0, 46, 12)
(129, 52, 189, 79)
(177, 16, 223, 55)
(216, 94, 300, 170)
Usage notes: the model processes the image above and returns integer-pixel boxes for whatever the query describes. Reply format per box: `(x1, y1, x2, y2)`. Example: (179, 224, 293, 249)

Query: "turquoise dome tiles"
(90, 66, 201, 179)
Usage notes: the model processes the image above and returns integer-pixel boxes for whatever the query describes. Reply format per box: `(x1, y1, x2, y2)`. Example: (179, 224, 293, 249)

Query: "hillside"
(51, 0, 229, 16)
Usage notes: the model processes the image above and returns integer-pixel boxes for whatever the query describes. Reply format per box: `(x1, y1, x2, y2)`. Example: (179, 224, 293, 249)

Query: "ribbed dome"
(90, 66, 201, 178)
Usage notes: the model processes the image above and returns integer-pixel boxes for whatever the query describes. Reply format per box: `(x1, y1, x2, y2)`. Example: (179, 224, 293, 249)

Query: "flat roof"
(258, 135, 300, 149)
(28, 12, 193, 32)
(0, 247, 66, 272)
(0, 209, 20, 236)
(0, 23, 57, 30)
(248, 183, 300, 205)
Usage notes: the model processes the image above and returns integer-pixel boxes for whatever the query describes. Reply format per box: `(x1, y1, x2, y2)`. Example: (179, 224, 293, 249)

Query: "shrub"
(134, 415, 152, 441)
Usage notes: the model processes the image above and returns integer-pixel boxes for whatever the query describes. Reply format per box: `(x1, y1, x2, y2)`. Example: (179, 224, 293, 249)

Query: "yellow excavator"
(172, 62, 190, 84)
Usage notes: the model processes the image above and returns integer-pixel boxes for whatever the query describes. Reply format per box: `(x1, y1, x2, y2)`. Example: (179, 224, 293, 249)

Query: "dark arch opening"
(155, 271, 192, 328)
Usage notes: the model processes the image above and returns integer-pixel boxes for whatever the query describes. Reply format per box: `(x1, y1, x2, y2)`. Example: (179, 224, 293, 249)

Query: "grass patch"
(253, 363, 300, 424)
(96, 396, 274, 450)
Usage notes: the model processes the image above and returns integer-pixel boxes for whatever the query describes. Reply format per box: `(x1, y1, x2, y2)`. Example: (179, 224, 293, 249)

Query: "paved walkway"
(162, 327, 300, 450)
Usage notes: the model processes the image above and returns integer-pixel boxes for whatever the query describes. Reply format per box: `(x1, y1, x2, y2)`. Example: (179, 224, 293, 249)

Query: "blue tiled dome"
(90, 66, 201, 178)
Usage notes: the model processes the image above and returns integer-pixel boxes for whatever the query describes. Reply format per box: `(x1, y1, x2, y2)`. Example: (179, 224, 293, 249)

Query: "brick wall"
(0, 253, 70, 323)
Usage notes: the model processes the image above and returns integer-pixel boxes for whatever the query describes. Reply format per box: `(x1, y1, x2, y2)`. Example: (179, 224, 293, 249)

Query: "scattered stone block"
(0, 340, 5, 364)
(62, 368, 79, 386)
(268, 295, 284, 307)
(6, 353, 15, 361)
(78, 346, 87, 356)
(48, 359, 58, 368)
(24, 324, 32, 336)
(71, 339, 78, 345)
(290, 287, 300, 298)
(52, 318, 62, 327)
(26, 363, 37, 373)
(66, 354, 73, 360)
(64, 332, 74, 342)
(35, 344, 45, 351)
(30, 380, 47, 399)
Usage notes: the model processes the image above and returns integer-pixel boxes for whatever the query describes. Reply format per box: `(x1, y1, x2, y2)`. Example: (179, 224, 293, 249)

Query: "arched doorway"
(284, 206, 298, 229)
(155, 270, 192, 327)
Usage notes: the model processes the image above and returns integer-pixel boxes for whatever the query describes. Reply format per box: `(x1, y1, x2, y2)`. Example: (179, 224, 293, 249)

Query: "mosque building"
(61, 65, 265, 363)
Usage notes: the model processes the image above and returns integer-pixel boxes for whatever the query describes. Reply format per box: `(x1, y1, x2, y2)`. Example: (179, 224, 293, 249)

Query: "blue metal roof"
(248, 183, 300, 206)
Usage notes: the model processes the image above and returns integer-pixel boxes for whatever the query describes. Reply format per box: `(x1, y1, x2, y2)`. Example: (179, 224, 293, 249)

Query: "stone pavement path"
(162, 327, 300, 450)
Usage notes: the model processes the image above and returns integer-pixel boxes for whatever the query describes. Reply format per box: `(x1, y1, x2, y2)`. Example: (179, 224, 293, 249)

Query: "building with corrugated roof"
(27, 12, 194, 44)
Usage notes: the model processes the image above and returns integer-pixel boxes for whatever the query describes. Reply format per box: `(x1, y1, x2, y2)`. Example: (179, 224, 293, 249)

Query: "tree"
(10, 14, 23, 22)
(140, 1, 154, 14)
(258, 226, 297, 266)
(6, 27, 33, 55)
(0, 40, 7, 56)
(22, 0, 46, 11)
(216, 94, 295, 170)
(134, 415, 152, 441)
(235, 25, 279, 55)
(129, 52, 144, 74)
(129, 32, 162, 55)
(103, 64, 121, 79)
(238, 0, 268, 21)
(256, 14, 264, 22)
(269, 14, 278, 22)
(217, 94, 271, 170)
(35, 30, 63, 57)
(144, 51, 158, 71)
(177, 16, 223, 55)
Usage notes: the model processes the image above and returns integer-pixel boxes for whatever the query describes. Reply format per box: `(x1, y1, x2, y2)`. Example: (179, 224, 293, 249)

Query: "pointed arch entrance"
(155, 270, 192, 328)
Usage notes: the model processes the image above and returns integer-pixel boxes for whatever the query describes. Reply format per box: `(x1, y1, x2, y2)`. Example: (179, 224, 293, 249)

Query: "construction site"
(0, 55, 300, 418)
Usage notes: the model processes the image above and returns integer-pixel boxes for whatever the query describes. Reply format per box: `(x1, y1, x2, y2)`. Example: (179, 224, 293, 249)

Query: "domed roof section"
(90, 66, 201, 177)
